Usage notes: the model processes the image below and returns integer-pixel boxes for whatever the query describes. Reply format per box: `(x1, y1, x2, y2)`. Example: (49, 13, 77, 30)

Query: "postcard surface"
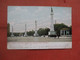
(7, 6, 72, 49)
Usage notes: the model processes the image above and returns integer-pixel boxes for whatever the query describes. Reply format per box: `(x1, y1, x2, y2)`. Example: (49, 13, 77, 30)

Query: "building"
(60, 28, 70, 36)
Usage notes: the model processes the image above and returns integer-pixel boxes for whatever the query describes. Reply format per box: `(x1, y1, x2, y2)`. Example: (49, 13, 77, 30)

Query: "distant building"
(60, 28, 70, 36)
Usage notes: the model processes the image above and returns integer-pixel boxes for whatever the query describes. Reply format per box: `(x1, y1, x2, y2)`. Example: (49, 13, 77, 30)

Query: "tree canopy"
(38, 28, 50, 36)
(7, 23, 72, 37)
(27, 30, 35, 36)
(54, 23, 69, 35)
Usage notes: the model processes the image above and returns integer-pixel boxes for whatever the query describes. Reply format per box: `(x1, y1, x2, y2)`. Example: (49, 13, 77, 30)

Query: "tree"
(38, 28, 45, 36)
(27, 30, 35, 36)
(44, 28, 50, 35)
(14, 33, 20, 36)
(54, 23, 69, 35)
(69, 26, 72, 35)
(38, 28, 50, 36)
(7, 23, 10, 37)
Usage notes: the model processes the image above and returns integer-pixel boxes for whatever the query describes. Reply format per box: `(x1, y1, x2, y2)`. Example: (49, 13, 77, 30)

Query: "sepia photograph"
(7, 6, 72, 49)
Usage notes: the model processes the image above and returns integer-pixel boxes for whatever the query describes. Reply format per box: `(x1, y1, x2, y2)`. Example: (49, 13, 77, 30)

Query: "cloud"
(8, 6, 28, 21)
(35, 7, 44, 14)
(8, 6, 72, 32)
(9, 6, 28, 14)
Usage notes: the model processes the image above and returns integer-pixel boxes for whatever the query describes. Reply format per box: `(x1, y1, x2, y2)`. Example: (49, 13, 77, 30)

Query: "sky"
(8, 6, 72, 32)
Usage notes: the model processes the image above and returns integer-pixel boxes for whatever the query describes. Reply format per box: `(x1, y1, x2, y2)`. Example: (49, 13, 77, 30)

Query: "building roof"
(61, 28, 69, 30)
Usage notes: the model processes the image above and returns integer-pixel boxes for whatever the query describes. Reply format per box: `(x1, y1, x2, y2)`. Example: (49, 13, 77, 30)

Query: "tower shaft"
(11, 26, 14, 37)
(34, 20, 38, 37)
(50, 11, 54, 31)
(24, 24, 27, 37)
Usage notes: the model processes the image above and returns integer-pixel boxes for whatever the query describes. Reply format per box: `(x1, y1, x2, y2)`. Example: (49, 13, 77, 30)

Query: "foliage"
(38, 28, 50, 36)
(7, 23, 10, 37)
(68, 26, 72, 35)
(7, 23, 72, 37)
(14, 33, 21, 36)
(54, 23, 69, 35)
(27, 30, 35, 36)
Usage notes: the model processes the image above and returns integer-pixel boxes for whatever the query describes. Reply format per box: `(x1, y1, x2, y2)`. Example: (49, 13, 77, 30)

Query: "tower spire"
(51, 7, 53, 12)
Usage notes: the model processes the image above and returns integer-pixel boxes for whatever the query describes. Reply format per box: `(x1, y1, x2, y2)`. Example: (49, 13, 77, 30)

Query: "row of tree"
(7, 23, 72, 37)
(54, 23, 72, 35)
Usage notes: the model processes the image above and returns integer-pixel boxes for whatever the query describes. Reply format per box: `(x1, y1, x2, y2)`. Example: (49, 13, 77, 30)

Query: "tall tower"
(34, 20, 38, 37)
(48, 7, 56, 37)
(50, 7, 54, 31)
(24, 24, 27, 37)
(11, 26, 14, 37)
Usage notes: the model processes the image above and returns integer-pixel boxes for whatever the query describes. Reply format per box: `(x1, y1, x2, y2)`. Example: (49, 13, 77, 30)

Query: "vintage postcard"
(7, 6, 72, 49)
